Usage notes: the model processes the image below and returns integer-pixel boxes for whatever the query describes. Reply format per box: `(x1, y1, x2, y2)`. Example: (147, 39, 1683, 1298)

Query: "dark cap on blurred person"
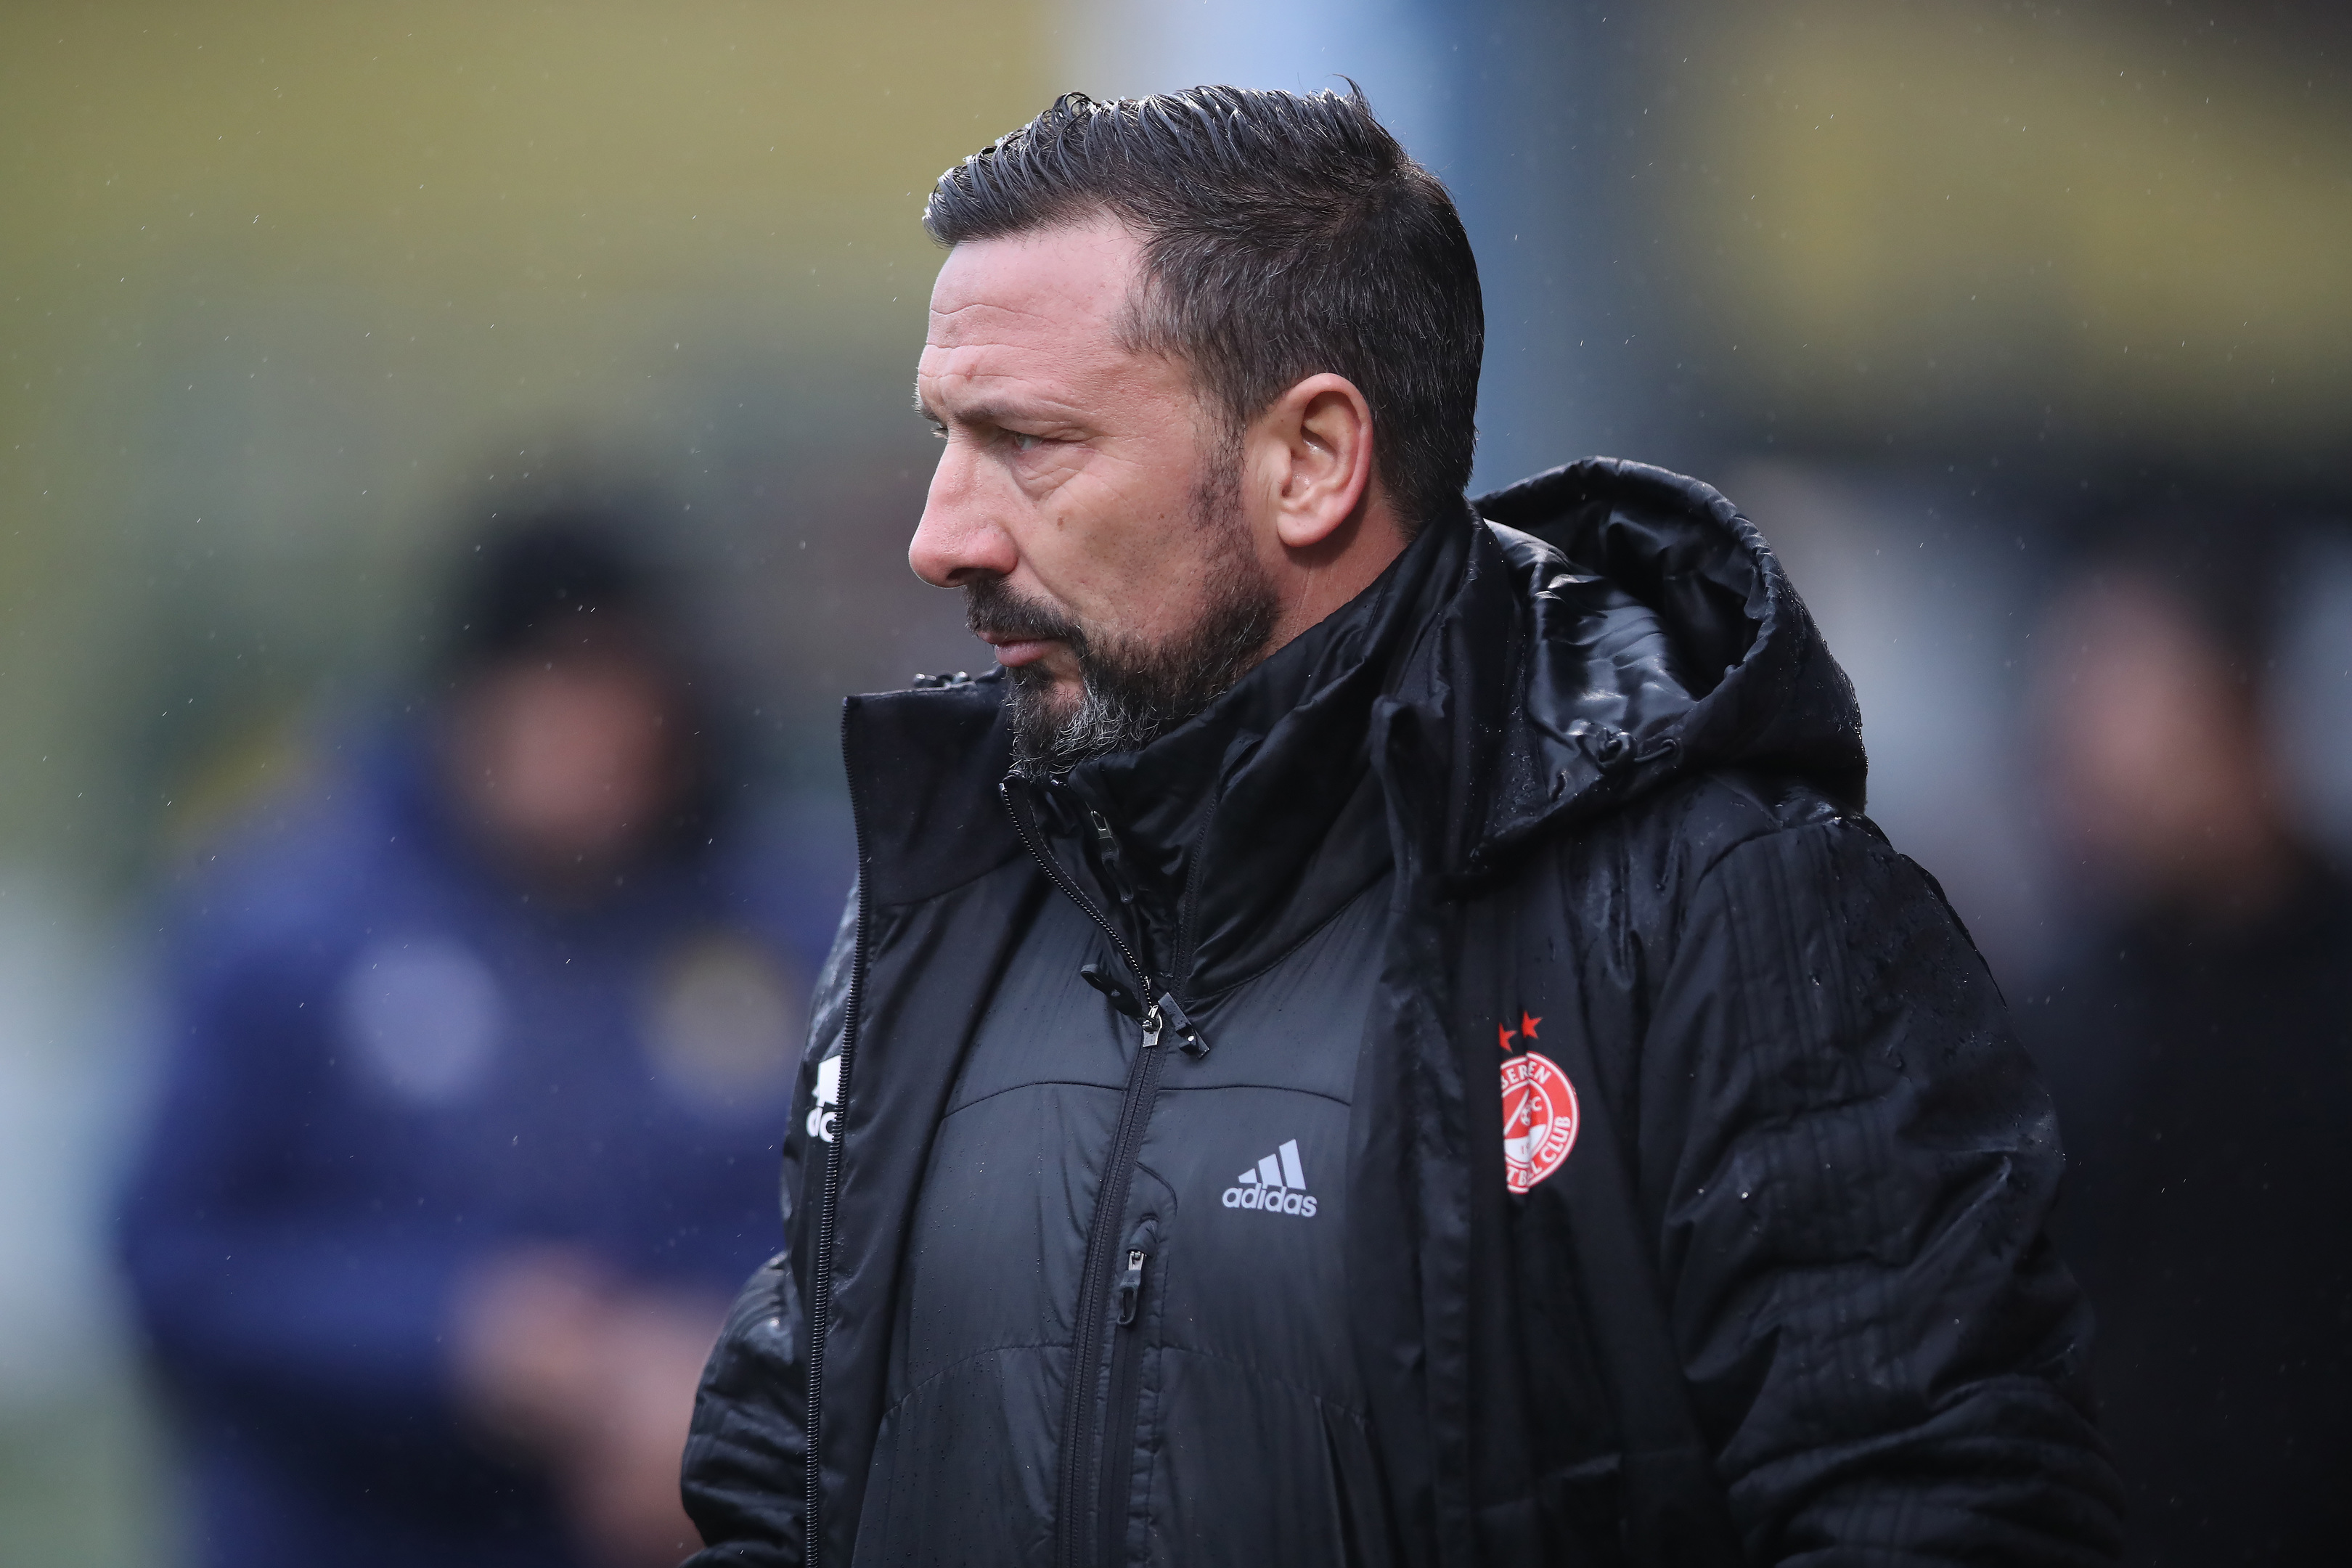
(446, 510, 670, 670)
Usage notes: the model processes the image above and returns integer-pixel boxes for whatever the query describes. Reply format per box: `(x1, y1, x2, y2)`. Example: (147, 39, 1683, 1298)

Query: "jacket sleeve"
(682, 886, 856, 1565)
(1640, 815, 2123, 1565)
(681, 1251, 807, 1564)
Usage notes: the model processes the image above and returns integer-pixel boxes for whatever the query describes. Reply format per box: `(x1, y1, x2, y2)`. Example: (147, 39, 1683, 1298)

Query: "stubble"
(967, 457, 1278, 779)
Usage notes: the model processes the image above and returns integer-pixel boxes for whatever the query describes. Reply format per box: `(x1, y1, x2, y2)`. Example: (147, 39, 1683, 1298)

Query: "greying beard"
(972, 465, 1278, 780)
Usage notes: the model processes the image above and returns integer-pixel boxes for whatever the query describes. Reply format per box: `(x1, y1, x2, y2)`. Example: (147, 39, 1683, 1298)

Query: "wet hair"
(924, 86, 1484, 534)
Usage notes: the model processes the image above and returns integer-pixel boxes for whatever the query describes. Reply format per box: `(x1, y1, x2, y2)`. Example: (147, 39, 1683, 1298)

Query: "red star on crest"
(1498, 1023, 1516, 1051)
(1522, 1012, 1541, 1040)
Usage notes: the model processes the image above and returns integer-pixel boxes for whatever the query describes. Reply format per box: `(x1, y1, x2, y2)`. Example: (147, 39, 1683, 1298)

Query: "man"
(121, 515, 843, 1568)
(684, 88, 2120, 1566)
(2022, 536, 2352, 1565)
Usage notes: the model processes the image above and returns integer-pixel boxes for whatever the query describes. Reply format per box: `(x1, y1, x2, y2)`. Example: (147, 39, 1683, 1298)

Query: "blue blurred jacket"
(118, 727, 846, 1568)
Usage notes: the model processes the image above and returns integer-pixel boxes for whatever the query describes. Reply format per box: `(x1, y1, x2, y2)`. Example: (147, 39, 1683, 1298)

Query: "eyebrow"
(911, 388, 1031, 431)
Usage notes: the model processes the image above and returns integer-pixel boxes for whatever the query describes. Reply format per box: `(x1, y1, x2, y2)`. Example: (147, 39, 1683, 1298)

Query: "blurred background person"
(2020, 518, 2352, 1565)
(115, 513, 840, 1568)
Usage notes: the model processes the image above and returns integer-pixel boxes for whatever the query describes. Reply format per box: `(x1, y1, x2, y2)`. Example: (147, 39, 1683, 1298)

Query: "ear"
(1255, 372, 1376, 551)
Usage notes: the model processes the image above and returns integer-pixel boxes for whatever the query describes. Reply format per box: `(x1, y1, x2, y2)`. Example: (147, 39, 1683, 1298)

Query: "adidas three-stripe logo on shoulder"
(1222, 1139, 1318, 1217)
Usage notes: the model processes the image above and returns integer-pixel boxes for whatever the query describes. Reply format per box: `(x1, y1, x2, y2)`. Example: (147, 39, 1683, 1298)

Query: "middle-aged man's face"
(910, 215, 1278, 775)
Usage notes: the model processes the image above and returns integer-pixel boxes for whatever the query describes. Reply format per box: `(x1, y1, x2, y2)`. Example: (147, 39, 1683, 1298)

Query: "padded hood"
(1436, 457, 1867, 878)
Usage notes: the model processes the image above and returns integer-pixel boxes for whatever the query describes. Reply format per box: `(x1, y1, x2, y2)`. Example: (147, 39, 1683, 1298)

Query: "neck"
(1257, 493, 1416, 661)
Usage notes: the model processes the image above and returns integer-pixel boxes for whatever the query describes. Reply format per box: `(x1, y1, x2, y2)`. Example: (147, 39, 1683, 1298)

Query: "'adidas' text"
(1222, 1139, 1318, 1218)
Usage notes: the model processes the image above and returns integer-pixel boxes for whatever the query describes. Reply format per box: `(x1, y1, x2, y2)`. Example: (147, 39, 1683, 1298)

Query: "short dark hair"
(924, 86, 1484, 533)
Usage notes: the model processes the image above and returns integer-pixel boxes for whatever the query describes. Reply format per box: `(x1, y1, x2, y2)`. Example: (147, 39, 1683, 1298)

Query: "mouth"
(976, 631, 1059, 669)
(965, 576, 1081, 674)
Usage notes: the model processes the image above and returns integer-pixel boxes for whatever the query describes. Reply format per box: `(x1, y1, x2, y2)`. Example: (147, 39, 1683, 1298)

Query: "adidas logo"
(1221, 1139, 1319, 1218)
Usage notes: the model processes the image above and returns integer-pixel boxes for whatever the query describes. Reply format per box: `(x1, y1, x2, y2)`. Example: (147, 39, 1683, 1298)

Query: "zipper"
(1000, 782, 1207, 1058)
(1004, 780, 1156, 1004)
(1053, 1034, 1163, 1568)
(1088, 808, 1135, 905)
(804, 704, 872, 1568)
(1113, 1243, 1149, 1326)
(1000, 780, 1192, 1568)
(1096, 1221, 1156, 1568)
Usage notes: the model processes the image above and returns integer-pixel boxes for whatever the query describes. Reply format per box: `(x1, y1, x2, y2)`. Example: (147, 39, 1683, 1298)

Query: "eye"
(1005, 431, 1042, 454)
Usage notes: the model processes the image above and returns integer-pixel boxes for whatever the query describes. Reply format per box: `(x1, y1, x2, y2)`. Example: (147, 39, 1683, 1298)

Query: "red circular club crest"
(1500, 1051, 1579, 1193)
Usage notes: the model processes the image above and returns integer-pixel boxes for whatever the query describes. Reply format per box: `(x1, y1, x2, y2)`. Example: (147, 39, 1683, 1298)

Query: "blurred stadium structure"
(4, 1, 2348, 1559)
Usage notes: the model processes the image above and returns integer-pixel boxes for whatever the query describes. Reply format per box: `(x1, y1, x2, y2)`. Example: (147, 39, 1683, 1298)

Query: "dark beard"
(965, 467, 1278, 780)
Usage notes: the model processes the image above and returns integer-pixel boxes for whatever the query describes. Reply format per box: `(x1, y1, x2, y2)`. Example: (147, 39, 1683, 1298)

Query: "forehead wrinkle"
(927, 298, 1071, 326)
(920, 333, 1130, 412)
(925, 298, 1119, 357)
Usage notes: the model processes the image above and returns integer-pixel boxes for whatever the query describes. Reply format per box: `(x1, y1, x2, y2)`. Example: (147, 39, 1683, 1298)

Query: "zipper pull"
(1079, 962, 1144, 1020)
(1153, 991, 1209, 1058)
(1140, 1003, 1163, 1051)
(1087, 809, 1135, 905)
(1114, 1247, 1148, 1326)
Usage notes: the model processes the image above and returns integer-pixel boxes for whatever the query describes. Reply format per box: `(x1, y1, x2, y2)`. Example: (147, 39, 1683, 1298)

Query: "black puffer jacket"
(683, 460, 2123, 1566)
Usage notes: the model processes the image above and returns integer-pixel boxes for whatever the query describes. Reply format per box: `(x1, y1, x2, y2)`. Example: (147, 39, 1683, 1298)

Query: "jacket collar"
(1019, 506, 1475, 997)
(846, 458, 1866, 976)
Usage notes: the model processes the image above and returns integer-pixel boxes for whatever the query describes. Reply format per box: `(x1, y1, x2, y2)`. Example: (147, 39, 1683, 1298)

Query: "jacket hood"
(1435, 457, 1867, 878)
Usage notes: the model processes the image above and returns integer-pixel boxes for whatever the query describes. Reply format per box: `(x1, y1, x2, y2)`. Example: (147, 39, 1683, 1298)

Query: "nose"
(909, 438, 1018, 588)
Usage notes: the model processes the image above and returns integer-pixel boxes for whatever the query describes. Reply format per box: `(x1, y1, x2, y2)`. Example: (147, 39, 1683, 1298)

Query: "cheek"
(1008, 477, 1152, 595)
(1041, 454, 1222, 618)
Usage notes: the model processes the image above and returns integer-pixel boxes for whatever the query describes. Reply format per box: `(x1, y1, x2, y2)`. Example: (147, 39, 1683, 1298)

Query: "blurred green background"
(5, 1, 2348, 1560)
(3, 1, 1060, 886)
(1, 4, 1055, 1558)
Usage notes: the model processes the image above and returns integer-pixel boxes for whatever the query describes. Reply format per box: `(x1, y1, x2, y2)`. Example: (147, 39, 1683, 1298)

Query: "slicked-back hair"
(924, 86, 1483, 534)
